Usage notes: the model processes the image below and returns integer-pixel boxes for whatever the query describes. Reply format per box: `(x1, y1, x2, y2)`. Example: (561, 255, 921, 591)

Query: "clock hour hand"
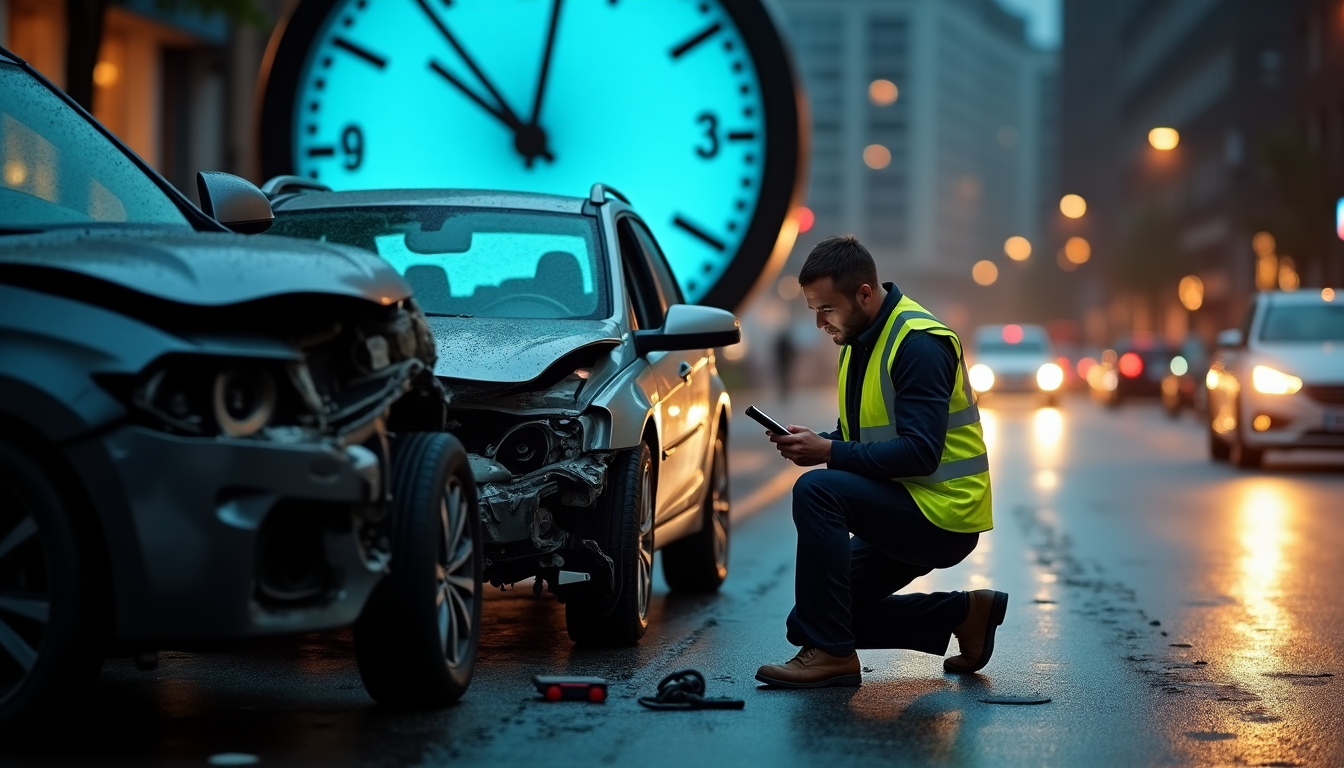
(429, 60, 521, 131)
(523, 0, 564, 167)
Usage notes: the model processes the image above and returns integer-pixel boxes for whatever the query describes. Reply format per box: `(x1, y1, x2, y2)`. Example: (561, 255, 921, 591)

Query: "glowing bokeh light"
(1178, 275, 1204, 311)
(1004, 236, 1032, 261)
(969, 364, 995, 392)
(1002, 324, 1024, 344)
(1170, 355, 1189, 376)
(1118, 351, 1143, 378)
(868, 79, 899, 106)
(1064, 237, 1091, 264)
(796, 206, 814, 233)
(972, 260, 998, 286)
(1148, 126, 1179, 150)
(1059, 194, 1086, 219)
(863, 144, 891, 169)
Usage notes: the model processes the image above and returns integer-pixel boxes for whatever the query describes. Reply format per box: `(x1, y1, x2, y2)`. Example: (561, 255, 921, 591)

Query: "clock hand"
(415, 0, 524, 127)
(429, 60, 520, 130)
(523, 0, 564, 168)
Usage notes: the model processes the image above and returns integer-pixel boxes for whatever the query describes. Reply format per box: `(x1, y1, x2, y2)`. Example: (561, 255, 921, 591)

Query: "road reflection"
(1229, 481, 1294, 673)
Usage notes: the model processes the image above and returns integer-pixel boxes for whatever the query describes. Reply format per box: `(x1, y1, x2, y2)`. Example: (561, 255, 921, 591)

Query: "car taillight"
(1118, 352, 1143, 378)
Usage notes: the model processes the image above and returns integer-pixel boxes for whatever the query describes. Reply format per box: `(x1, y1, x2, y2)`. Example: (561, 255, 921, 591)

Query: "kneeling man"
(756, 236, 1007, 688)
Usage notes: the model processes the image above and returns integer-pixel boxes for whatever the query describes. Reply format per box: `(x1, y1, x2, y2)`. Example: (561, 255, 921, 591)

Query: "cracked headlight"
(114, 357, 308, 437)
(213, 367, 278, 437)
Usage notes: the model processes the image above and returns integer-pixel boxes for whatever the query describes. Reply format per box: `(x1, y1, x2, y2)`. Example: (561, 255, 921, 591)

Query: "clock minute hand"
(429, 60, 520, 130)
(415, 0, 523, 127)
(529, 0, 563, 129)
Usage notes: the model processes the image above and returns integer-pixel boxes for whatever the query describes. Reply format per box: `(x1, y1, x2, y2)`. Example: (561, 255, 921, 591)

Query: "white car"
(968, 324, 1065, 406)
(1207, 290, 1344, 468)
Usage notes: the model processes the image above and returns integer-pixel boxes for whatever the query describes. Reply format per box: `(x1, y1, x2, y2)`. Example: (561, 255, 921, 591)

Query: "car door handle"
(678, 360, 693, 381)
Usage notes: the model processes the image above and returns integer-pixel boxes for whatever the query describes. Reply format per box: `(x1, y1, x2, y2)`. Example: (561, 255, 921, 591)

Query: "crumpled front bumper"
(73, 425, 388, 640)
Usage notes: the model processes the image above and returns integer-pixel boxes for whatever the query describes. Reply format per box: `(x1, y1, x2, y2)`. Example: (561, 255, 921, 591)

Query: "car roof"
(973, 323, 1049, 340)
(1256, 289, 1338, 307)
(270, 188, 592, 215)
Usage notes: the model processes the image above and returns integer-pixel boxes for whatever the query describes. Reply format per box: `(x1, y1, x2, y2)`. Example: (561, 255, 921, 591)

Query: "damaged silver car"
(268, 181, 740, 645)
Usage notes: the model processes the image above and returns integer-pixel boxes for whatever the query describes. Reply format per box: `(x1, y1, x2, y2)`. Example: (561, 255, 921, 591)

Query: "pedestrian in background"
(755, 235, 1007, 688)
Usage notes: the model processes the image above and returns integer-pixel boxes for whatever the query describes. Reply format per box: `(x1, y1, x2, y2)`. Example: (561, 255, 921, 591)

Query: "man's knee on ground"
(791, 469, 846, 524)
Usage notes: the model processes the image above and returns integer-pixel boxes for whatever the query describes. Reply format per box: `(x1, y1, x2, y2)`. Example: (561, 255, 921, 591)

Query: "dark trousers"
(785, 469, 980, 658)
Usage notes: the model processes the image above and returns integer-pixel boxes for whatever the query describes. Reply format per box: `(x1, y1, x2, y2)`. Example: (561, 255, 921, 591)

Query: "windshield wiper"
(425, 312, 474, 318)
(0, 228, 41, 235)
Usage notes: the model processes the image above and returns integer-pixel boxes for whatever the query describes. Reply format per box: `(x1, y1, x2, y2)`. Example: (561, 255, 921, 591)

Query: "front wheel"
(662, 433, 729, 593)
(355, 432, 481, 707)
(565, 444, 654, 646)
(1229, 397, 1264, 470)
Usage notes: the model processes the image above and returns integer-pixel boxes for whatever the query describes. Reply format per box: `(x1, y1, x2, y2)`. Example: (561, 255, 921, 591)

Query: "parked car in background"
(1089, 336, 1180, 407)
(265, 178, 741, 647)
(1161, 337, 1210, 417)
(1207, 290, 1344, 468)
(967, 324, 1064, 406)
(0, 47, 479, 728)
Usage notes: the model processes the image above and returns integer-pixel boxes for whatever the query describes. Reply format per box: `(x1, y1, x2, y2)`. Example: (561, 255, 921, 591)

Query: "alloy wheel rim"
(711, 441, 729, 572)
(436, 477, 475, 669)
(0, 493, 48, 704)
(637, 467, 654, 621)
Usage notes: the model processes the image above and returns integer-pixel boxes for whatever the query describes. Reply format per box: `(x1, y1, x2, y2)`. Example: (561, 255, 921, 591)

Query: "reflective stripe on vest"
(836, 295, 993, 533)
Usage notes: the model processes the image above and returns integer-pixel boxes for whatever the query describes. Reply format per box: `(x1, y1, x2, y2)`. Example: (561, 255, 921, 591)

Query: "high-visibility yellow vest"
(837, 294, 993, 533)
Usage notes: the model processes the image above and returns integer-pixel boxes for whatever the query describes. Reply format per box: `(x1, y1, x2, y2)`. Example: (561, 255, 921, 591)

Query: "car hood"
(971, 352, 1052, 375)
(427, 317, 622, 383)
(0, 228, 410, 306)
(1253, 342, 1344, 382)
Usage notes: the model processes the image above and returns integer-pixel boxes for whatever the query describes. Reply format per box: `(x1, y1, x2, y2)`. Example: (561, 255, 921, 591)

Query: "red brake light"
(1118, 352, 1143, 378)
(1002, 324, 1023, 344)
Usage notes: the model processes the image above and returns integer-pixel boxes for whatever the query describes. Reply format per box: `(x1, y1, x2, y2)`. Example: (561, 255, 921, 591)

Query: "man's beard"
(824, 300, 869, 346)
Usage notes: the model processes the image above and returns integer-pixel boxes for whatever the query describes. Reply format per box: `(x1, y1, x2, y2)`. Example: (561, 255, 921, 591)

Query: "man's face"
(804, 277, 875, 346)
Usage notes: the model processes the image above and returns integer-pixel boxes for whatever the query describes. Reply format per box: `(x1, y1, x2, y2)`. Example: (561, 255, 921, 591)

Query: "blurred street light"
(93, 61, 119, 87)
(1178, 275, 1204, 311)
(1278, 256, 1300, 291)
(868, 79, 898, 106)
(777, 275, 801, 300)
(1323, 287, 1336, 302)
(1004, 235, 1032, 261)
(863, 144, 891, 169)
(1064, 236, 1091, 264)
(1252, 231, 1275, 255)
(1148, 127, 1179, 150)
(972, 260, 999, 285)
(1059, 194, 1087, 218)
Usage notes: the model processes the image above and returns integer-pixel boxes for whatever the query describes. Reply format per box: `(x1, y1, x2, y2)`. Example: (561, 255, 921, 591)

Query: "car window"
(1235, 301, 1256, 342)
(1259, 305, 1344, 341)
(628, 220, 684, 307)
(975, 340, 1049, 354)
(268, 206, 607, 320)
(0, 62, 189, 230)
(617, 218, 665, 328)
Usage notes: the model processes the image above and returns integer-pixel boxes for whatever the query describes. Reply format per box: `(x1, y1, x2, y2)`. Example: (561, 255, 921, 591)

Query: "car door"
(618, 217, 707, 523)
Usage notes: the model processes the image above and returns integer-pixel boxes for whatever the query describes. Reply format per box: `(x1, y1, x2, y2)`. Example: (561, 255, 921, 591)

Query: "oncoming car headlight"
(213, 367, 278, 437)
(1036, 363, 1064, 392)
(969, 364, 995, 393)
(1251, 365, 1303, 395)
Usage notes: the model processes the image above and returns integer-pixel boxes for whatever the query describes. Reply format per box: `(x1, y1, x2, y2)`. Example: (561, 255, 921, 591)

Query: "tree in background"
(64, 0, 268, 112)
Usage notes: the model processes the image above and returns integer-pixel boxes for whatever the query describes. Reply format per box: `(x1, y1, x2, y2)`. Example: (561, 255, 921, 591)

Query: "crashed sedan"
(0, 47, 479, 727)
(267, 180, 740, 645)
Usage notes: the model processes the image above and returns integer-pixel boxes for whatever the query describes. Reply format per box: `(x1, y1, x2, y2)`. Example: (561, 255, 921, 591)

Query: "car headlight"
(1251, 365, 1303, 395)
(968, 364, 995, 392)
(1205, 369, 1220, 389)
(1036, 363, 1064, 391)
(213, 367, 277, 437)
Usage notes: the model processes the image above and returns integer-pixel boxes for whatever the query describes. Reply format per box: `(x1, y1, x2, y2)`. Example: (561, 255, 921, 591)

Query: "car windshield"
(976, 341, 1049, 354)
(269, 206, 607, 320)
(1259, 305, 1344, 341)
(0, 61, 189, 231)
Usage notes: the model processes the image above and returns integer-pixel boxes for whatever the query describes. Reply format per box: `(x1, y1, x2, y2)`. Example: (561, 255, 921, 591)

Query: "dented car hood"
(428, 317, 622, 383)
(0, 228, 410, 306)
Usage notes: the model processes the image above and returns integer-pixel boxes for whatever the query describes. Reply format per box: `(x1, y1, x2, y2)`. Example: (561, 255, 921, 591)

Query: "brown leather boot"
(755, 647, 862, 688)
(944, 590, 1009, 674)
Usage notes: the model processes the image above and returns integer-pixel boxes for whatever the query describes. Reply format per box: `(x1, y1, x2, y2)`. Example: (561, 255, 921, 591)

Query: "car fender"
(585, 354, 659, 454)
(0, 284, 191, 441)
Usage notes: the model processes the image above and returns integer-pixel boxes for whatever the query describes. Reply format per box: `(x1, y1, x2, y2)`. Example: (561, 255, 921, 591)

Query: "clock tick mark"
(670, 22, 722, 59)
(321, 57, 332, 68)
(723, 40, 734, 51)
(698, 2, 710, 12)
(735, 200, 746, 210)
(703, 263, 714, 274)
(308, 170, 319, 179)
(674, 215, 727, 252)
(741, 178, 751, 188)
(306, 125, 317, 135)
(309, 101, 320, 112)
(727, 222, 738, 232)
(342, 16, 354, 27)
(743, 107, 754, 117)
(315, 79, 325, 90)
(745, 153, 755, 164)
(307, 146, 336, 157)
(728, 131, 755, 141)
(732, 61, 743, 72)
(333, 37, 388, 68)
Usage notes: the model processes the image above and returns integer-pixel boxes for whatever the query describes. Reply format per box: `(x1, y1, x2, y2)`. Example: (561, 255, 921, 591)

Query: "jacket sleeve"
(827, 331, 958, 479)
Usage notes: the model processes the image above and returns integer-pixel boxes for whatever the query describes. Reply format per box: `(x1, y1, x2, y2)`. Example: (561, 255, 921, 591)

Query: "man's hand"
(768, 426, 831, 467)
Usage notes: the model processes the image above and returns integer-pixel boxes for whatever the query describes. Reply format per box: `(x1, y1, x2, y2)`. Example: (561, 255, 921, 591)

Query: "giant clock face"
(259, 0, 804, 309)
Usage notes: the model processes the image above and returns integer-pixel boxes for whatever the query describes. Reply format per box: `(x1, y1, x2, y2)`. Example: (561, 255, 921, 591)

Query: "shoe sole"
(944, 591, 1009, 674)
(754, 672, 862, 689)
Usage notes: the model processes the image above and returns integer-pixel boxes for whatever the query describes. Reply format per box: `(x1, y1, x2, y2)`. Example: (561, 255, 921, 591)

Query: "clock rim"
(255, 0, 808, 312)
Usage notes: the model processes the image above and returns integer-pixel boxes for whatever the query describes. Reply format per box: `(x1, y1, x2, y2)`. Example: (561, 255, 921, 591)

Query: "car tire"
(0, 441, 103, 730)
(661, 432, 729, 593)
(354, 432, 481, 707)
(1228, 396, 1264, 469)
(1208, 425, 1230, 462)
(565, 443, 654, 646)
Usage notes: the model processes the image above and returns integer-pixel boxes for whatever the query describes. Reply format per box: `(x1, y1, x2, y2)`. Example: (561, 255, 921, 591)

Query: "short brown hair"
(798, 236, 879, 297)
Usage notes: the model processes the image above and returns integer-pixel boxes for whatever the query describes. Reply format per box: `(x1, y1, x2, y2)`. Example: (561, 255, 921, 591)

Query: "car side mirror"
(1215, 328, 1243, 348)
(634, 304, 741, 355)
(196, 171, 274, 234)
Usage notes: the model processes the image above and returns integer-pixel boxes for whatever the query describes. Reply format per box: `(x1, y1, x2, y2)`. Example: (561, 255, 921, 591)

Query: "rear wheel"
(565, 444, 654, 646)
(662, 433, 729, 593)
(0, 442, 102, 730)
(355, 432, 481, 707)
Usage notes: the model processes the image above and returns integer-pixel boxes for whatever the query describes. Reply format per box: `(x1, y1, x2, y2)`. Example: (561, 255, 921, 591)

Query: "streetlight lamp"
(1059, 194, 1086, 219)
(1148, 127, 1180, 150)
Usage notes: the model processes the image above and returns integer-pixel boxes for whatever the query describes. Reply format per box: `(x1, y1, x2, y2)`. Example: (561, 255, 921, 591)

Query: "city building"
(1059, 0, 1339, 345)
(772, 0, 1057, 324)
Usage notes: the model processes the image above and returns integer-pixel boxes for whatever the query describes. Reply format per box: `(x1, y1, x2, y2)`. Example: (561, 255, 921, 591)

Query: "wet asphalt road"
(4, 388, 1342, 768)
